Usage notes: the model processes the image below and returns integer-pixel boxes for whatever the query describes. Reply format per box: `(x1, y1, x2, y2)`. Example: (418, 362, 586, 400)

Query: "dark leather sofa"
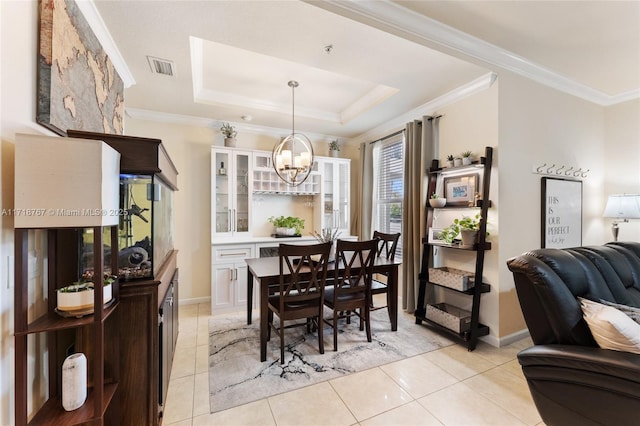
(506, 241, 640, 426)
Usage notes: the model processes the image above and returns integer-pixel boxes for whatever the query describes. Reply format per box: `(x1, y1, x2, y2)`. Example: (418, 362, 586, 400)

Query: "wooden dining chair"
(267, 242, 332, 363)
(370, 231, 400, 318)
(324, 239, 378, 351)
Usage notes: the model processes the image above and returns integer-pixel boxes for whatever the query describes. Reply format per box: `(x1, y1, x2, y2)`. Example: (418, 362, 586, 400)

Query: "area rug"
(208, 308, 454, 413)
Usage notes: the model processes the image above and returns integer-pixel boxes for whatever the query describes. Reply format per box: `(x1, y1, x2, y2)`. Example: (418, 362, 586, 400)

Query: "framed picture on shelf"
(541, 177, 582, 248)
(444, 173, 478, 206)
(428, 227, 449, 245)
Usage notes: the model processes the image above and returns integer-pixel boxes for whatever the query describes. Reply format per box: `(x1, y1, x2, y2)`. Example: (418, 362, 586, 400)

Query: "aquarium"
(80, 174, 174, 281)
(66, 129, 178, 282)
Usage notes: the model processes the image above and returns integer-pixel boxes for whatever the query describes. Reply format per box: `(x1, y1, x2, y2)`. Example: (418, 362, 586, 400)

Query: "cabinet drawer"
(213, 245, 254, 262)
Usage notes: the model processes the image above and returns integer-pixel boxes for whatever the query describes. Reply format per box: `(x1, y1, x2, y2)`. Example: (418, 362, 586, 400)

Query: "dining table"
(245, 255, 401, 362)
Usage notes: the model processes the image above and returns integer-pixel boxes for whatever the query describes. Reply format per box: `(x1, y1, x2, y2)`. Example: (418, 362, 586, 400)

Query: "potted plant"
(220, 122, 237, 147)
(446, 154, 455, 168)
(438, 213, 485, 246)
(328, 139, 340, 157)
(268, 215, 305, 236)
(429, 193, 446, 208)
(461, 150, 473, 165)
(453, 156, 463, 167)
(56, 274, 116, 316)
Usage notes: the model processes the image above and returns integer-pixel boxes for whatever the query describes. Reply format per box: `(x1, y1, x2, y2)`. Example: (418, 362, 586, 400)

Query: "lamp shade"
(603, 194, 640, 219)
(15, 133, 121, 228)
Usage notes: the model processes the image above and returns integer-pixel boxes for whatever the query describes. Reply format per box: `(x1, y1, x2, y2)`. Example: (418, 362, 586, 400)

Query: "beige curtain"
(402, 116, 438, 312)
(353, 141, 374, 239)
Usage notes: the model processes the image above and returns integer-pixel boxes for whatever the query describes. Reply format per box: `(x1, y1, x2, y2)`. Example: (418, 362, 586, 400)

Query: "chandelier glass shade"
(272, 81, 314, 186)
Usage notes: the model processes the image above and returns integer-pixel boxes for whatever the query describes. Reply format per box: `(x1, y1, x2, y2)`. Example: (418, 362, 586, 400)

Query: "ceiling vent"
(147, 56, 175, 76)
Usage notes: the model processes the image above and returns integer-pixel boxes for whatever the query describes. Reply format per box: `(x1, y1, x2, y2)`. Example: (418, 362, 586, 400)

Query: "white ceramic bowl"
(429, 198, 447, 208)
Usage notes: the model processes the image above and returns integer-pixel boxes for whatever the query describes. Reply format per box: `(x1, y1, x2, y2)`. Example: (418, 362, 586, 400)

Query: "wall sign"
(541, 177, 582, 248)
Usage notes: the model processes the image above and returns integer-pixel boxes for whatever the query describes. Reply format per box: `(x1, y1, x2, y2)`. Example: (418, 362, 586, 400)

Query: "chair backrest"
(373, 231, 400, 261)
(334, 239, 378, 297)
(278, 242, 331, 305)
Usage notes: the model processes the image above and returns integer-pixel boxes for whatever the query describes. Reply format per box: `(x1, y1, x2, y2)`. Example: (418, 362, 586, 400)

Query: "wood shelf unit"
(415, 146, 493, 351)
(14, 226, 120, 425)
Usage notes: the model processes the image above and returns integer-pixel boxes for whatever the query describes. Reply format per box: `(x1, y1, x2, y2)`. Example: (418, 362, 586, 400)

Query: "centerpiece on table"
(312, 227, 342, 260)
(56, 274, 116, 317)
(268, 215, 305, 237)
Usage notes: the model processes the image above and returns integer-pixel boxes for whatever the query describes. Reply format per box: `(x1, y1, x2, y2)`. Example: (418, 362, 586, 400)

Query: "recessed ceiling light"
(324, 44, 333, 54)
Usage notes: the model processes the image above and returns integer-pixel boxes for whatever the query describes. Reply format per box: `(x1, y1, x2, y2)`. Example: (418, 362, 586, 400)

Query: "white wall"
(0, 1, 60, 423)
(604, 99, 640, 241)
(497, 71, 611, 338)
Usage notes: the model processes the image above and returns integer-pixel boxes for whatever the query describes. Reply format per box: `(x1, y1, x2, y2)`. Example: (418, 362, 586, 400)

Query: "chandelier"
(272, 81, 314, 186)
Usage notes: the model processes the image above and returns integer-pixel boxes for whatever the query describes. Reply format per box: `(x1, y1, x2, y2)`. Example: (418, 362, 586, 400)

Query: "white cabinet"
(212, 148, 252, 239)
(315, 157, 350, 234)
(211, 244, 255, 314)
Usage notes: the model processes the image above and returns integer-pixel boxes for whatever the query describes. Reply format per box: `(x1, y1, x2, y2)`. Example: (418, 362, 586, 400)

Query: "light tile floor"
(163, 303, 544, 426)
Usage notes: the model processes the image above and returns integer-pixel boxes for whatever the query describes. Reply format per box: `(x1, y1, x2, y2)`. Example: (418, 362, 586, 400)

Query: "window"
(373, 134, 404, 259)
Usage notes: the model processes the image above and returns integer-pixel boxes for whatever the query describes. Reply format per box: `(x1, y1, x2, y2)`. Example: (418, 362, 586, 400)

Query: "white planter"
(224, 137, 236, 147)
(275, 227, 296, 236)
(453, 158, 463, 167)
(330, 150, 339, 157)
(57, 283, 112, 312)
(462, 157, 472, 165)
(429, 198, 447, 208)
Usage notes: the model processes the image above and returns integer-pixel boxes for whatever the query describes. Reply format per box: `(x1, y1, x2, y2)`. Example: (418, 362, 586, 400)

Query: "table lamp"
(603, 194, 640, 241)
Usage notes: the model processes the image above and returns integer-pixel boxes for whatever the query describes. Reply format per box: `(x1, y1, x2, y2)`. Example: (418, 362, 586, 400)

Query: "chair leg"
(365, 306, 372, 342)
(267, 309, 273, 340)
(318, 313, 324, 354)
(333, 309, 338, 351)
(279, 320, 285, 364)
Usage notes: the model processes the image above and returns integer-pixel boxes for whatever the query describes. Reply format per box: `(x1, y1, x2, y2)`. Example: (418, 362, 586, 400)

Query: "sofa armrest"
(518, 344, 640, 384)
(518, 345, 640, 426)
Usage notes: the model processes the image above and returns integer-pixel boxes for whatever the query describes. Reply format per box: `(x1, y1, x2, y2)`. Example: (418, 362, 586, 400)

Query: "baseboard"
(480, 328, 531, 348)
(179, 296, 210, 306)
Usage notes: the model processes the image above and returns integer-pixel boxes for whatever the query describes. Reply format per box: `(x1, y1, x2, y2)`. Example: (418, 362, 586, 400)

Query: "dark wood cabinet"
(67, 130, 179, 425)
(117, 252, 177, 425)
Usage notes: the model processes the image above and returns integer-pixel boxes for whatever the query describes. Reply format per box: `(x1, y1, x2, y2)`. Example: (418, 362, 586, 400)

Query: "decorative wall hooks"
(532, 163, 589, 179)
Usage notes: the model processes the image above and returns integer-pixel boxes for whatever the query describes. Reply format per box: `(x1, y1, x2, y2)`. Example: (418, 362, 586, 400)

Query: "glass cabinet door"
(234, 151, 250, 234)
(213, 150, 232, 236)
(212, 147, 252, 240)
(322, 161, 335, 229)
(336, 161, 350, 231)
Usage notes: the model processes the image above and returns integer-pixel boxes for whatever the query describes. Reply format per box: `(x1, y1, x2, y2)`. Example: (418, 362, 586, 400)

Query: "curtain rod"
(368, 114, 444, 144)
(369, 129, 405, 145)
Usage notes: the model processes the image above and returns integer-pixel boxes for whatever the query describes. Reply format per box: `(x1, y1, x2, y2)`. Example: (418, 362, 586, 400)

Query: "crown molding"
(127, 72, 496, 146)
(76, 0, 135, 88)
(316, 0, 637, 106)
(349, 72, 497, 145)
(125, 108, 339, 142)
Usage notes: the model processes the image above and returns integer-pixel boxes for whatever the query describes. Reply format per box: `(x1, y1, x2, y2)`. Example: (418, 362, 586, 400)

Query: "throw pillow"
(599, 299, 640, 324)
(579, 297, 640, 355)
